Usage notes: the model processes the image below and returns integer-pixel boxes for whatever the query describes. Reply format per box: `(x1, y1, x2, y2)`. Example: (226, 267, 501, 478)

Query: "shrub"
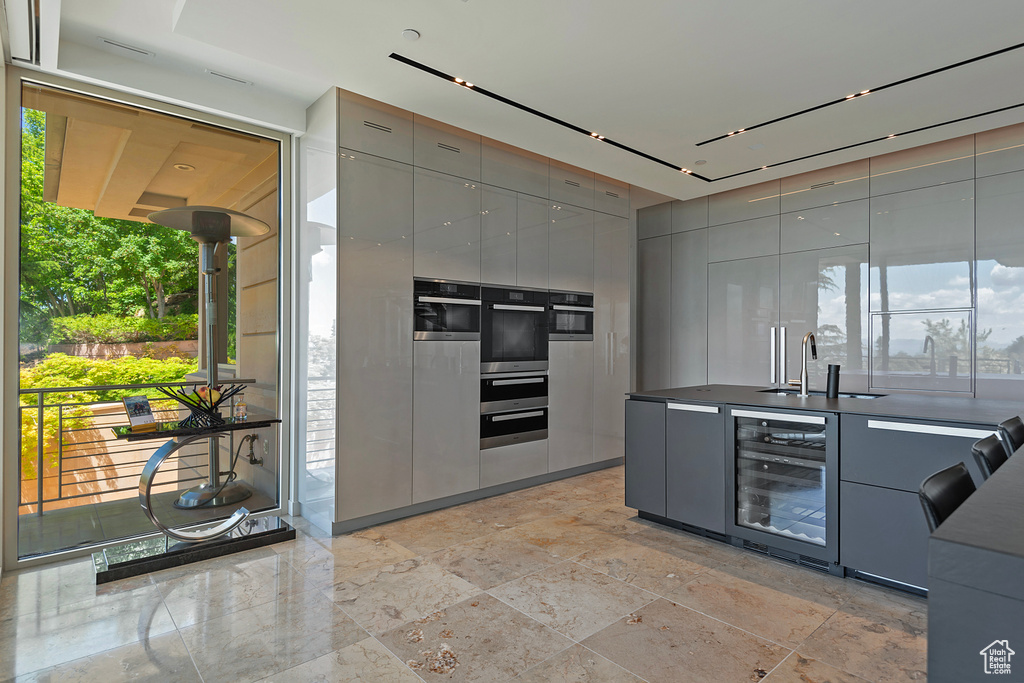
(48, 314, 199, 344)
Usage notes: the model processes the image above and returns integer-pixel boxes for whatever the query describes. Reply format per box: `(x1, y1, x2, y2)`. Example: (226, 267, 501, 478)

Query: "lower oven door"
(480, 407, 548, 449)
(480, 373, 548, 412)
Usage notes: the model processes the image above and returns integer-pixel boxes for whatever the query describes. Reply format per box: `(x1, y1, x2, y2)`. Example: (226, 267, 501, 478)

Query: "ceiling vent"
(205, 69, 253, 87)
(5, 0, 38, 64)
(97, 37, 155, 61)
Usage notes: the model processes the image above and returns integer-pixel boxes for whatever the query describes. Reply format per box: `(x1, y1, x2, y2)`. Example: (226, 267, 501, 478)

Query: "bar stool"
(919, 462, 976, 532)
(972, 433, 1008, 480)
(998, 416, 1024, 457)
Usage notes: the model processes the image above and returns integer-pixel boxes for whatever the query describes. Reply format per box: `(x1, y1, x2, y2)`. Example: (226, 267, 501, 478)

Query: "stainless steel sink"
(758, 388, 885, 399)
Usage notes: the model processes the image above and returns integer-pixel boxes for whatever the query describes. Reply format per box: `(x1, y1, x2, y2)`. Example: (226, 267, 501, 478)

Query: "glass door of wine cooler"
(726, 407, 838, 563)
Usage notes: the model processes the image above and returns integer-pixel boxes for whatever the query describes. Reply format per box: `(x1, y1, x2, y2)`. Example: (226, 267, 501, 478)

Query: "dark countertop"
(929, 445, 1024, 600)
(628, 384, 1024, 426)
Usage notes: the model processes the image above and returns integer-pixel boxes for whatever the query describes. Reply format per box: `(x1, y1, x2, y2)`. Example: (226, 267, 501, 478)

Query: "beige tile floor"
(0, 465, 927, 682)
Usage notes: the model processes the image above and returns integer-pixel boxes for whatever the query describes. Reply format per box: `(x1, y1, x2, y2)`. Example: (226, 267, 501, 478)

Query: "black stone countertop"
(929, 446, 1024, 600)
(628, 384, 1024, 426)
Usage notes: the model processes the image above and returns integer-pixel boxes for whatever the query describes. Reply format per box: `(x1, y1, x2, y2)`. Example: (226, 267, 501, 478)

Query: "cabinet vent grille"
(363, 121, 393, 134)
(437, 142, 461, 153)
(741, 540, 829, 574)
(564, 179, 581, 187)
(810, 181, 835, 189)
(605, 191, 620, 198)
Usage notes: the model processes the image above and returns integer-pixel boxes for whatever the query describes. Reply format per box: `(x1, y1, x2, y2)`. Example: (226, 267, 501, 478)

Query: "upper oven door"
(548, 291, 594, 340)
(414, 280, 481, 340)
(481, 287, 549, 372)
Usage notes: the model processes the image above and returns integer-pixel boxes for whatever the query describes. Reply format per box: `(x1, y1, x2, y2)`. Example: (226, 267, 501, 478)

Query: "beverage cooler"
(726, 407, 838, 565)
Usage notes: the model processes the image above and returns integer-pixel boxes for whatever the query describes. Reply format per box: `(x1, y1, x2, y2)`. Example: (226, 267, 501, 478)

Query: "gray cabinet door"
(481, 137, 549, 197)
(413, 341, 481, 503)
(594, 174, 629, 218)
(413, 115, 481, 181)
(593, 214, 629, 463)
(840, 481, 930, 588)
(666, 402, 725, 532)
(625, 399, 666, 516)
(707, 255, 780, 386)
(638, 235, 671, 390)
(548, 204, 594, 292)
(480, 440, 548, 488)
(481, 184, 517, 286)
(548, 341, 595, 471)
(549, 159, 595, 209)
(338, 89, 414, 164)
(336, 153, 414, 521)
(670, 229, 708, 388)
(516, 194, 549, 289)
(413, 167, 482, 282)
(780, 245, 869, 393)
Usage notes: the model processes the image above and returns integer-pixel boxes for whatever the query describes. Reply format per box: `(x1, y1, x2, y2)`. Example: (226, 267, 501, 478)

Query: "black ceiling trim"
(713, 101, 1024, 182)
(391, 53, 1024, 186)
(389, 53, 713, 182)
(696, 41, 1024, 147)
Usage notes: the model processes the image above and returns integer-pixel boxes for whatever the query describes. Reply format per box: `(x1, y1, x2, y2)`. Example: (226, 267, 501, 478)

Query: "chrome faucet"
(799, 332, 817, 397)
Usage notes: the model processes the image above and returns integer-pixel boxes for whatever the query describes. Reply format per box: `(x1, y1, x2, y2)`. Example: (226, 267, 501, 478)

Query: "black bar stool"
(973, 433, 1009, 480)
(998, 416, 1024, 457)
(919, 462, 976, 532)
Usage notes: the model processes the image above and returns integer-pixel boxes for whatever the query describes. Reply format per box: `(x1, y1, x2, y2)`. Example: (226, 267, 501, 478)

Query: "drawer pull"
(668, 403, 719, 414)
(732, 408, 825, 425)
(437, 142, 461, 153)
(363, 121, 392, 133)
(491, 378, 545, 386)
(492, 410, 544, 422)
(866, 420, 994, 439)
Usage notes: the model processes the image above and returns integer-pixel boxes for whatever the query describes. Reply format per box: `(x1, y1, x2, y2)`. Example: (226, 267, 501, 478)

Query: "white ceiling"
(37, 0, 1024, 200)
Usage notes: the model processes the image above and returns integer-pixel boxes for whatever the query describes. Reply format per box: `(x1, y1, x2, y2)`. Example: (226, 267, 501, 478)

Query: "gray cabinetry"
(336, 152, 414, 521)
(549, 159, 595, 209)
(666, 402, 725, 532)
(670, 229, 708, 387)
(481, 184, 517, 286)
(707, 255, 780, 386)
(624, 399, 666, 515)
(593, 214, 629, 463)
(548, 204, 594, 293)
(549, 341, 595, 471)
(516, 194, 549, 289)
(480, 440, 548, 488)
(637, 235, 671, 390)
(594, 174, 630, 218)
(481, 137, 548, 197)
(413, 341, 481, 503)
(413, 115, 481, 181)
(338, 89, 414, 164)
(413, 167, 482, 282)
(839, 413, 994, 587)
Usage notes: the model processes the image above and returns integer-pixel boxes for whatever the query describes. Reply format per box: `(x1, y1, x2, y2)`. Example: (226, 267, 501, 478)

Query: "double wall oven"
(480, 286, 549, 449)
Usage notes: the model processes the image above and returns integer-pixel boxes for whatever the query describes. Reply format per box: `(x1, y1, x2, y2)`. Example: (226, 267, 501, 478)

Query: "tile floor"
(0, 465, 928, 682)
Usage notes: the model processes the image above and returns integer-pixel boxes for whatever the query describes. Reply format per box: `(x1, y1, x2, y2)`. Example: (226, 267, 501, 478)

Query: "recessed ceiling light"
(402, 29, 420, 41)
(694, 160, 707, 166)
(173, 163, 195, 172)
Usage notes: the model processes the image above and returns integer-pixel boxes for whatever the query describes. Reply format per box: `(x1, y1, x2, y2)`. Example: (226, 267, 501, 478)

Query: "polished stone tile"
(515, 644, 644, 682)
(575, 536, 710, 595)
(0, 557, 152, 618)
(378, 593, 573, 682)
(327, 558, 482, 635)
(763, 651, 870, 682)
(798, 585, 927, 683)
(502, 515, 624, 559)
(454, 493, 568, 529)
(428, 530, 562, 590)
(628, 523, 743, 566)
(0, 585, 177, 679)
(369, 509, 498, 555)
(275, 530, 418, 587)
(572, 503, 647, 535)
(178, 588, 366, 681)
(14, 631, 201, 682)
(154, 550, 316, 628)
(582, 598, 790, 683)
(664, 563, 850, 647)
(489, 561, 657, 641)
(260, 636, 421, 682)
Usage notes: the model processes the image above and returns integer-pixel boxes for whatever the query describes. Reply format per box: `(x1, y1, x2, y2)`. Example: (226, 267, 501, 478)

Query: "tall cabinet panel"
(548, 204, 594, 292)
(480, 184, 517, 286)
(548, 341, 595, 471)
(413, 341, 481, 503)
(336, 152, 414, 521)
(707, 255, 780, 386)
(593, 214, 630, 463)
(666, 403, 725, 532)
(414, 168, 482, 282)
(517, 194, 549, 289)
(338, 89, 414, 164)
(638, 236, 671, 390)
(670, 229, 708, 387)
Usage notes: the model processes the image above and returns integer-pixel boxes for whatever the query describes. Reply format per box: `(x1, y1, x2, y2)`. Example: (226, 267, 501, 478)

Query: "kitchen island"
(625, 385, 1024, 590)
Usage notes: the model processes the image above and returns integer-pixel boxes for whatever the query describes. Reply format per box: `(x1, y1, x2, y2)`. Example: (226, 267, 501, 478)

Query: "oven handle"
(490, 378, 546, 386)
(418, 296, 481, 305)
(490, 410, 545, 422)
(492, 304, 546, 312)
(551, 305, 595, 312)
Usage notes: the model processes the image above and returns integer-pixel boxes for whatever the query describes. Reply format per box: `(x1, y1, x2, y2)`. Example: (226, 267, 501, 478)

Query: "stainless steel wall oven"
(480, 286, 549, 373)
(414, 278, 481, 340)
(548, 291, 594, 341)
